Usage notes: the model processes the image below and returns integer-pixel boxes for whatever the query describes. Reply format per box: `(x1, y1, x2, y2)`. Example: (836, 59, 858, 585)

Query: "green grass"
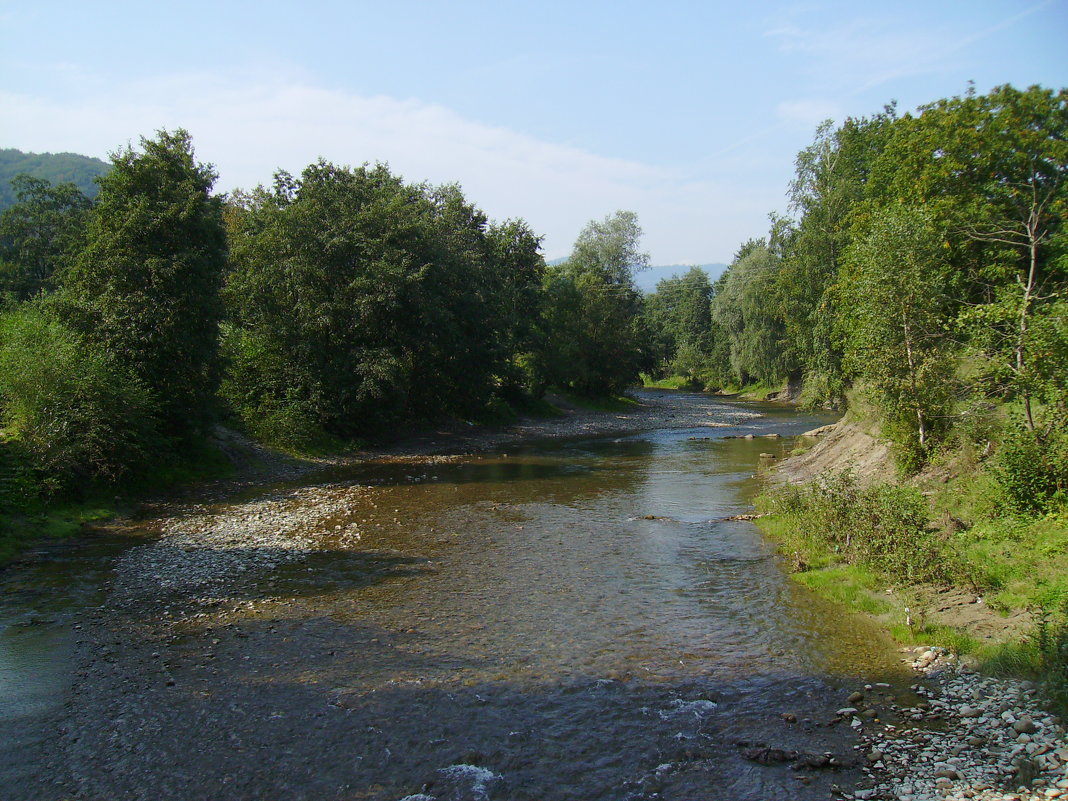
(756, 460, 1068, 708)
(0, 498, 121, 564)
(640, 374, 703, 390)
(794, 564, 893, 616)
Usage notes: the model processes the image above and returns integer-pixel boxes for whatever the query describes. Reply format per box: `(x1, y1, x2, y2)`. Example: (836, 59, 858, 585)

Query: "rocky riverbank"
(849, 647, 1067, 801)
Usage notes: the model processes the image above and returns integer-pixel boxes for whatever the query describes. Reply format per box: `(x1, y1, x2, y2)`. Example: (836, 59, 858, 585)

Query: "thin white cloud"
(0, 70, 767, 263)
(764, 16, 945, 91)
(765, 1, 1056, 100)
(775, 98, 842, 128)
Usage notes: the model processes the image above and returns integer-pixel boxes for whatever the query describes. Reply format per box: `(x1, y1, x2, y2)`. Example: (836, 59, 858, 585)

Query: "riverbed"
(1, 390, 915, 800)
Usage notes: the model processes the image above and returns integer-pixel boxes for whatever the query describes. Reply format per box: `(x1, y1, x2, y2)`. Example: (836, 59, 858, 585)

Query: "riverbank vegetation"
(0, 129, 658, 561)
(713, 83, 1066, 698)
(639, 82, 1068, 694)
(0, 83, 1065, 704)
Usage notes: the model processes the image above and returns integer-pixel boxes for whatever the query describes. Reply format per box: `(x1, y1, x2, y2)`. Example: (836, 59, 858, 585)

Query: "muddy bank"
(772, 419, 894, 486)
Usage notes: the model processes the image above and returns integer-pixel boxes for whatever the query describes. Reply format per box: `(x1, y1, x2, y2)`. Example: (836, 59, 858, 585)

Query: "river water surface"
(1, 392, 910, 800)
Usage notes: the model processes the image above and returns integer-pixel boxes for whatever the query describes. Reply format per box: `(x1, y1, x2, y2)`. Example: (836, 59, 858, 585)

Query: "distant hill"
(0, 148, 110, 210)
(635, 263, 727, 294)
(545, 259, 728, 293)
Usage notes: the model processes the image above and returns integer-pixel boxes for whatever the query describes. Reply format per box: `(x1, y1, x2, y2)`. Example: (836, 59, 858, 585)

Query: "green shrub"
(761, 470, 944, 583)
(993, 422, 1068, 515)
(0, 304, 161, 483)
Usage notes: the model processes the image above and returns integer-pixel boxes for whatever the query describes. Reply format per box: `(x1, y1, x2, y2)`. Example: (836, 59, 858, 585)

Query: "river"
(0, 390, 912, 800)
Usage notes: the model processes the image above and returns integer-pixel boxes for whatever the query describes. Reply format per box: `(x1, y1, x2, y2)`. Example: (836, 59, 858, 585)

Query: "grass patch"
(640, 374, 703, 390)
(0, 436, 241, 567)
(952, 514, 1068, 611)
(0, 497, 122, 565)
(794, 564, 893, 616)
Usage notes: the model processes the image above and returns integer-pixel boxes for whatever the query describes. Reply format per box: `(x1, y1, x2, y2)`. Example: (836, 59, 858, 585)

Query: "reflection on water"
(1, 392, 909, 800)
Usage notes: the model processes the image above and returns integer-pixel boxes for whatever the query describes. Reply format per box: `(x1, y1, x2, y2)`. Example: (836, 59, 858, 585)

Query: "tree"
(871, 85, 1068, 433)
(0, 304, 160, 483)
(772, 108, 898, 403)
(60, 129, 226, 439)
(840, 205, 955, 468)
(541, 211, 649, 395)
(711, 243, 792, 387)
(223, 161, 543, 442)
(642, 267, 717, 381)
(568, 210, 649, 284)
(0, 175, 91, 301)
(485, 218, 547, 394)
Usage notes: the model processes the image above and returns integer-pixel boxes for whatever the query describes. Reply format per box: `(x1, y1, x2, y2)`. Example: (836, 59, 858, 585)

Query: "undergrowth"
(757, 461, 1068, 708)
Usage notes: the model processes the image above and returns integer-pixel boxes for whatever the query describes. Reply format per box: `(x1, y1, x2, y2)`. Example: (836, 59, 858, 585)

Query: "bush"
(761, 470, 945, 583)
(0, 305, 162, 483)
(993, 422, 1068, 515)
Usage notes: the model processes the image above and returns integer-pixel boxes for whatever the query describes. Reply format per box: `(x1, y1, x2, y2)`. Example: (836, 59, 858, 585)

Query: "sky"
(1, 0, 1066, 264)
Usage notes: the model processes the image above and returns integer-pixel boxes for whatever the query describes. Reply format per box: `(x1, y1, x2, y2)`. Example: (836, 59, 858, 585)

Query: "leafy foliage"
(0, 148, 109, 210)
(839, 205, 955, 470)
(761, 471, 946, 583)
(710, 242, 794, 387)
(540, 211, 649, 395)
(60, 129, 227, 439)
(0, 304, 160, 483)
(224, 162, 545, 441)
(0, 176, 91, 301)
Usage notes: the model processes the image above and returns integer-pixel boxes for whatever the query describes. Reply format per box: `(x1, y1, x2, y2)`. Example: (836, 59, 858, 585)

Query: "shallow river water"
(0, 392, 912, 800)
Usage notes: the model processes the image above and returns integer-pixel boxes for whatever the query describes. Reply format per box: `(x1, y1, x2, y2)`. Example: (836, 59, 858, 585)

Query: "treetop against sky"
(1, 0, 1065, 264)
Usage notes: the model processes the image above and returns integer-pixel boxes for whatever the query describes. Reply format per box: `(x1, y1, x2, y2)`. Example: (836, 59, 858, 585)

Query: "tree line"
(0, 83, 1064, 514)
(0, 130, 652, 493)
(642, 84, 1066, 509)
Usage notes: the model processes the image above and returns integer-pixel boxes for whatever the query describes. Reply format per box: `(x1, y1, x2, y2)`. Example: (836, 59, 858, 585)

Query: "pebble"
(853, 647, 1066, 801)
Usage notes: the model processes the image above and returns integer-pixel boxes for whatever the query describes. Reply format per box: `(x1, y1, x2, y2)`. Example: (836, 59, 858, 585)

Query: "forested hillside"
(0, 148, 109, 209)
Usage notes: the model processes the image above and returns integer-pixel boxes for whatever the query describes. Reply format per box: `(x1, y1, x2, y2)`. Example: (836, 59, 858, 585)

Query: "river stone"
(837, 707, 859, 716)
(849, 691, 865, 703)
(1014, 717, 1038, 734)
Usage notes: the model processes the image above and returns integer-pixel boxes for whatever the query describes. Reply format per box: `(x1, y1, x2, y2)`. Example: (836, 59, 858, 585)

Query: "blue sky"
(2, 0, 1066, 263)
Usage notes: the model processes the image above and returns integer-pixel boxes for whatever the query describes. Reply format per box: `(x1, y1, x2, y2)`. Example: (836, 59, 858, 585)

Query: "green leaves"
(0, 304, 161, 483)
(223, 161, 548, 441)
(60, 129, 226, 439)
(840, 205, 955, 468)
(539, 211, 649, 396)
